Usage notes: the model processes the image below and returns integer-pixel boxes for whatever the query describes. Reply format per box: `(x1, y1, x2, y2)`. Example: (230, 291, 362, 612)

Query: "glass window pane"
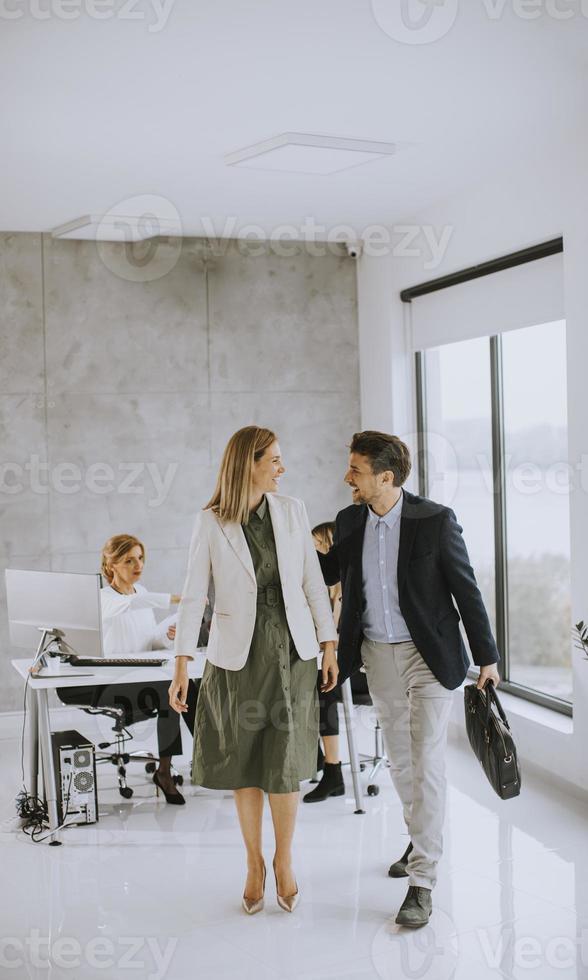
(423, 337, 496, 640)
(502, 320, 572, 702)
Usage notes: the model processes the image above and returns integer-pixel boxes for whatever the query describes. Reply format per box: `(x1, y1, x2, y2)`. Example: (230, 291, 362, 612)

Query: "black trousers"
(57, 679, 199, 759)
(317, 668, 370, 739)
(317, 672, 340, 738)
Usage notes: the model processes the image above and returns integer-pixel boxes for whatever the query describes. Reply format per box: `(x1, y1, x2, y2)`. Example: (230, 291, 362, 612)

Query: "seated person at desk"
(58, 534, 203, 805)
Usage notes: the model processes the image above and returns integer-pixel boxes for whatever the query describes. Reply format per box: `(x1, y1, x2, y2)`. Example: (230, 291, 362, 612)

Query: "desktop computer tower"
(50, 730, 98, 825)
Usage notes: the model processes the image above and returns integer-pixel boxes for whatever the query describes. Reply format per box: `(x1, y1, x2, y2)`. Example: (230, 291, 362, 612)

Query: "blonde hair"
(101, 534, 145, 584)
(312, 522, 335, 552)
(312, 521, 340, 620)
(206, 426, 277, 525)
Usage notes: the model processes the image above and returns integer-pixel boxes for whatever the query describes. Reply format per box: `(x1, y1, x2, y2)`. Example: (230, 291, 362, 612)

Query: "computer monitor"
(5, 569, 104, 659)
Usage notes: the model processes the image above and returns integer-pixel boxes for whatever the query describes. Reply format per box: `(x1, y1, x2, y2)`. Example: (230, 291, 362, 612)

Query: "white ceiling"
(1, 0, 587, 238)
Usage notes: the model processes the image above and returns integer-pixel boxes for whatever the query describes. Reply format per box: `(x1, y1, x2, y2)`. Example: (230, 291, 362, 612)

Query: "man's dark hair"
(349, 431, 412, 486)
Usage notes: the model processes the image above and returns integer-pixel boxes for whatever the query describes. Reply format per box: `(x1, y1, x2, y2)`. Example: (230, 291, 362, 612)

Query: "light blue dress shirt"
(361, 491, 412, 644)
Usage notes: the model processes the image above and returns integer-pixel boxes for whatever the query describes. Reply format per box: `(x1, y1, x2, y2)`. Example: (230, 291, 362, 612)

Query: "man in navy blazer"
(319, 430, 500, 928)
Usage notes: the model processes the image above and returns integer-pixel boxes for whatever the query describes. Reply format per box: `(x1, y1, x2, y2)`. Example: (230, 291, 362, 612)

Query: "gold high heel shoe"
(242, 863, 266, 916)
(273, 862, 300, 913)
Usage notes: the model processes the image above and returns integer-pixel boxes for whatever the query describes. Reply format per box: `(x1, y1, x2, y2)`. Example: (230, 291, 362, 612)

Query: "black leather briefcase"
(464, 680, 521, 799)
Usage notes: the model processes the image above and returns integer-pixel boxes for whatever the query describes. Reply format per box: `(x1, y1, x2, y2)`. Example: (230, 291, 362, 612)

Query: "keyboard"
(68, 656, 169, 667)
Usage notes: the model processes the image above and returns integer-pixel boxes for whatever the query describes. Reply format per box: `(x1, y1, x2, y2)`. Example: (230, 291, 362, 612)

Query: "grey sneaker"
(388, 841, 413, 878)
(395, 885, 432, 928)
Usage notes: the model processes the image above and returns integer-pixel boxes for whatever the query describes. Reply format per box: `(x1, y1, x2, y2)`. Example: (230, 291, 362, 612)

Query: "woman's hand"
(167, 624, 176, 641)
(171, 594, 182, 605)
(169, 659, 189, 714)
(320, 641, 339, 693)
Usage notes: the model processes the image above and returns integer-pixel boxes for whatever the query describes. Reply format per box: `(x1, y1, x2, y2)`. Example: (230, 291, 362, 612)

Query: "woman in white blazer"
(170, 426, 338, 914)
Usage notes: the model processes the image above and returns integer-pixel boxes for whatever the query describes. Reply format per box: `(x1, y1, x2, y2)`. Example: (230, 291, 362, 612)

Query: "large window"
(419, 338, 496, 640)
(502, 322, 571, 701)
(417, 320, 572, 713)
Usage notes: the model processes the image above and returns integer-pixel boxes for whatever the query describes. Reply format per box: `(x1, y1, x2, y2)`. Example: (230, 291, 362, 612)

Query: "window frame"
(414, 333, 573, 718)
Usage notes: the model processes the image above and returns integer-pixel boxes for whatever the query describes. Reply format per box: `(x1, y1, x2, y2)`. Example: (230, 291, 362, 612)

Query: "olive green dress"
(191, 496, 319, 793)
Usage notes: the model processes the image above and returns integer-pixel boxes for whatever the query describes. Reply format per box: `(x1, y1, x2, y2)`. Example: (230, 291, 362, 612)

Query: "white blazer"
(174, 493, 338, 670)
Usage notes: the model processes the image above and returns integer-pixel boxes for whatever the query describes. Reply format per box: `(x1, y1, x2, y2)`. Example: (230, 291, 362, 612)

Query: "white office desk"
(11, 654, 206, 690)
(11, 654, 364, 844)
(11, 655, 206, 844)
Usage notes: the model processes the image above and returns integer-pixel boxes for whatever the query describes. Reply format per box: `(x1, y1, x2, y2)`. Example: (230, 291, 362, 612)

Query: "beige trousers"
(361, 638, 455, 890)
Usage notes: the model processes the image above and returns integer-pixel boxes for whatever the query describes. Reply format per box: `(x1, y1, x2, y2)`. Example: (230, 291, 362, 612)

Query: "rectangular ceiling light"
(51, 214, 181, 242)
(225, 133, 397, 175)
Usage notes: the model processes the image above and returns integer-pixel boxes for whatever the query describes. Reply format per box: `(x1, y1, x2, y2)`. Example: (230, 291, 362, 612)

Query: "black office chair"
(55, 695, 183, 799)
(77, 703, 185, 798)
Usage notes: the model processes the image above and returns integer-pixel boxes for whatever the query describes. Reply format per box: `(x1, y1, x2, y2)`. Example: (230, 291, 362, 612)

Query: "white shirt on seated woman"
(101, 582, 177, 657)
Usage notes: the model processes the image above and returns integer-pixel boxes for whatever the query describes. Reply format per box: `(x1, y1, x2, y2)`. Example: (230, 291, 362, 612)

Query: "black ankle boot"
(303, 762, 345, 803)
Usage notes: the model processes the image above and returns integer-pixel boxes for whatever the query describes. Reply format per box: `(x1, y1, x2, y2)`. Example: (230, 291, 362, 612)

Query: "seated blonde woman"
(58, 534, 201, 804)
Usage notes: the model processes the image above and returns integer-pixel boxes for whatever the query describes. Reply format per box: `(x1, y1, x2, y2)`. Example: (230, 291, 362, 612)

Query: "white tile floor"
(1, 706, 587, 980)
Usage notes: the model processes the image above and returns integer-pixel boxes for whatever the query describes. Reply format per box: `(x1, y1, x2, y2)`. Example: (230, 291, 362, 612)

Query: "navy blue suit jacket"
(318, 490, 500, 690)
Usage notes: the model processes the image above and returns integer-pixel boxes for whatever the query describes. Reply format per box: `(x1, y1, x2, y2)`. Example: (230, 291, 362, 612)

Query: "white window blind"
(410, 252, 564, 351)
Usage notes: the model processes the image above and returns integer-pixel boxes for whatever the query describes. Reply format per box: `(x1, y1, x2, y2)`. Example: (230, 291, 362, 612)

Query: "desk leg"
(37, 689, 61, 845)
(28, 683, 39, 801)
(341, 679, 365, 814)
